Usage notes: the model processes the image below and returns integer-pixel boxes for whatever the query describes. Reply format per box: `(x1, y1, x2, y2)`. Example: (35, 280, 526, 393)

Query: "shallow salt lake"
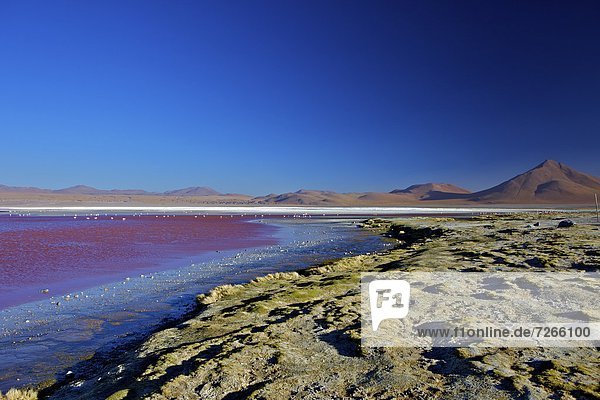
(0, 214, 280, 309)
(0, 216, 390, 391)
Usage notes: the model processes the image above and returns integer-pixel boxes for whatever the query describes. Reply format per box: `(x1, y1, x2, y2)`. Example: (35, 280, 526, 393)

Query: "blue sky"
(1, 1, 599, 195)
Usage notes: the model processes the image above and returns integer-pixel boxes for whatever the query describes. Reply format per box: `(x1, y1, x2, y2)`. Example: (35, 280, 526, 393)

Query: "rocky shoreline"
(3, 213, 599, 400)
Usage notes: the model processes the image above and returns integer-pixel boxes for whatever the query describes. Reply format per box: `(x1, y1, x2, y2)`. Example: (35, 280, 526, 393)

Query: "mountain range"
(0, 185, 227, 197)
(1, 160, 599, 205)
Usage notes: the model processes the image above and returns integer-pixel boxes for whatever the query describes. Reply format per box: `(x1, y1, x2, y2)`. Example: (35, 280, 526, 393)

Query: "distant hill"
(164, 187, 221, 196)
(0, 185, 51, 194)
(53, 185, 104, 195)
(252, 189, 359, 205)
(53, 185, 154, 196)
(252, 184, 471, 205)
(391, 183, 471, 200)
(0, 184, 222, 197)
(459, 160, 600, 204)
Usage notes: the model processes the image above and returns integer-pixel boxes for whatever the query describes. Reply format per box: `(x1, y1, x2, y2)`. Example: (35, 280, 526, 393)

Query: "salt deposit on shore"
(1, 205, 577, 215)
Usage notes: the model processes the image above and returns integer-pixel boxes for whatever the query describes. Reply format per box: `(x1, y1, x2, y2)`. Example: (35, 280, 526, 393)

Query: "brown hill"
(164, 187, 221, 196)
(53, 185, 107, 195)
(355, 192, 417, 205)
(53, 185, 153, 196)
(391, 183, 471, 200)
(1, 184, 223, 197)
(431, 160, 600, 204)
(391, 183, 470, 195)
(0, 185, 51, 194)
(251, 184, 470, 206)
(252, 190, 360, 205)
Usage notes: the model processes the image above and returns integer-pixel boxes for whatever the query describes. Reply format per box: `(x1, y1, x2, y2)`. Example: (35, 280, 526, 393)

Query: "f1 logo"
(369, 279, 410, 331)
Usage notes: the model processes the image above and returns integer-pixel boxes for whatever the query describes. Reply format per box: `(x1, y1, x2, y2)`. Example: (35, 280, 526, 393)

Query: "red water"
(0, 214, 279, 309)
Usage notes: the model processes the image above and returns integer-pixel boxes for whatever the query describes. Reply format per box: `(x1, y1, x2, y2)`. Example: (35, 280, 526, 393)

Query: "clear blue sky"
(1, 1, 599, 195)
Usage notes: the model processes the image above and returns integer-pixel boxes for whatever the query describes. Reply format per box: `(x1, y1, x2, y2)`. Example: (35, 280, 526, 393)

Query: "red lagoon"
(0, 214, 279, 309)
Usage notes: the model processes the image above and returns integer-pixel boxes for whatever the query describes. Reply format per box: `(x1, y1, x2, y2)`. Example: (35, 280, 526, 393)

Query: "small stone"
(557, 219, 574, 228)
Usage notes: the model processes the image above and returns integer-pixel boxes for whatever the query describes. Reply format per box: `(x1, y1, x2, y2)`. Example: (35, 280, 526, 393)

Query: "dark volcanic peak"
(164, 187, 221, 196)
